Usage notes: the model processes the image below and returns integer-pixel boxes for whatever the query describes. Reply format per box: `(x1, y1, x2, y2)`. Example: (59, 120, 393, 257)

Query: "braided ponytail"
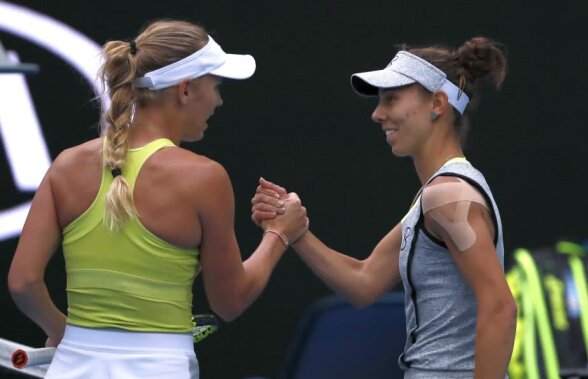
(99, 41, 139, 230)
(98, 21, 209, 229)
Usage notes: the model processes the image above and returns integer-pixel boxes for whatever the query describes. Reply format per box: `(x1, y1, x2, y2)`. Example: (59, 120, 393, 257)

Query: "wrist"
(291, 230, 309, 247)
(263, 229, 289, 247)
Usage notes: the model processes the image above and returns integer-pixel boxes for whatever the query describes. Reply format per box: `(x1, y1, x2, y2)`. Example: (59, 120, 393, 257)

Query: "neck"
(413, 140, 464, 184)
(128, 104, 183, 146)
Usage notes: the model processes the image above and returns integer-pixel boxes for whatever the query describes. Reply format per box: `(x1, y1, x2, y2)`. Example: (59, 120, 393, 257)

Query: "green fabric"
(521, 266, 539, 379)
(557, 241, 588, 361)
(506, 268, 527, 379)
(543, 274, 568, 331)
(62, 138, 200, 332)
(557, 241, 585, 256)
(515, 248, 559, 379)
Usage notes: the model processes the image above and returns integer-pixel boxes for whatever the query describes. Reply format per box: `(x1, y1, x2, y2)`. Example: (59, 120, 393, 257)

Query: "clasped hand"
(251, 178, 308, 245)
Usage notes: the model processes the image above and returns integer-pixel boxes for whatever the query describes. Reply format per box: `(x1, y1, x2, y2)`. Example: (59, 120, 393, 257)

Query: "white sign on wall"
(0, 1, 107, 241)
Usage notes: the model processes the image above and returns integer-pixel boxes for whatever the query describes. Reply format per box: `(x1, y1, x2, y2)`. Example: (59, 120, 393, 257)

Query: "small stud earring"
(431, 112, 439, 121)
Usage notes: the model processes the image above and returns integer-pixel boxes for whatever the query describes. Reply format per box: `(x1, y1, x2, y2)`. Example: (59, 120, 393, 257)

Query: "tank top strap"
(123, 138, 176, 189)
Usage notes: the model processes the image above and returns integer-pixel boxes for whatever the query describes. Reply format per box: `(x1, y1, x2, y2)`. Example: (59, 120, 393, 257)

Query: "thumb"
(260, 177, 287, 196)
(286, 192, 301, 203)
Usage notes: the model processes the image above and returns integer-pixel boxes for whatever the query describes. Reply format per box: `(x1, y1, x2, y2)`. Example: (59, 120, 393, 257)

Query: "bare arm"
(291, 225, 402, 307)
(8, 169, 67, 346)
(252, 178, 402, 307)
(198, 165, 307, 321)
(424, 188, 516, 379)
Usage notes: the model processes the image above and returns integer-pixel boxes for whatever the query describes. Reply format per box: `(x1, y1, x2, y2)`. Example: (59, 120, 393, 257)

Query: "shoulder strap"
(124, 138, 176, 188)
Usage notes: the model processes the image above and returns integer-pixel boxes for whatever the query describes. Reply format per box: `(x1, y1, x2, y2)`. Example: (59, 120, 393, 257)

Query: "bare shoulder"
(42, 139, 103, 226)
(50, 138, 102, 175)
(426, 175, 463, 187)
(422, 176, 488, 211)
(149, 147, 232, 193)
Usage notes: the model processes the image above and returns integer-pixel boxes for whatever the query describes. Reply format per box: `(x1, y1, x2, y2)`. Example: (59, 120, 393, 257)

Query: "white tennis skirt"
(45, 324, 199, 379)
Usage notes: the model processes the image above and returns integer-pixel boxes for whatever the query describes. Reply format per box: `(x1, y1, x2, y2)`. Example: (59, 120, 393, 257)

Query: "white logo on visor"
(0, 1, 107, 241)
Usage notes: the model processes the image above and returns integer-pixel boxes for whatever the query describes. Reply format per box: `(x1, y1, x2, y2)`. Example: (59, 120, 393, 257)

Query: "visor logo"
(0, 2, 105, 241)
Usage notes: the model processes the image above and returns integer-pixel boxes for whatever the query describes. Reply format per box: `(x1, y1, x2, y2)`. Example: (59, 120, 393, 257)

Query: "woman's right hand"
(251, 177, 288, 227)
(263, 192, 309, 245)
(45, 320, 65, 347)
(45, 335, 60, 348)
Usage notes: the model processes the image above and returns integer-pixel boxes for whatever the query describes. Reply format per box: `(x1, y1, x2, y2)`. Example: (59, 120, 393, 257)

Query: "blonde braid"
(98, 20, 210, 229)
(100, 41, 139, 230)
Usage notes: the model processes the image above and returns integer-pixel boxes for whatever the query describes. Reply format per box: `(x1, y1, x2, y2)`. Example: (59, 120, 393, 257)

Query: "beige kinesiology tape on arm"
(421, 178, 489, 252)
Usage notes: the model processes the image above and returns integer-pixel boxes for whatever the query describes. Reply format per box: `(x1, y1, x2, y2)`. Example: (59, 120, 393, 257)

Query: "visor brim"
(210, 54, 256, 80)
(351, 70, 416, 96)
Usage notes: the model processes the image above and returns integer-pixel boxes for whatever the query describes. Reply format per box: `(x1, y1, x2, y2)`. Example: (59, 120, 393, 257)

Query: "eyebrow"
(379, 88, 399, 97)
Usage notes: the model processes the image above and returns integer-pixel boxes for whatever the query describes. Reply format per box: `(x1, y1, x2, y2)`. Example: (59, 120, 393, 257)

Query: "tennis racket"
(4, 313, 219, 371)
(192, 313, 219, 343)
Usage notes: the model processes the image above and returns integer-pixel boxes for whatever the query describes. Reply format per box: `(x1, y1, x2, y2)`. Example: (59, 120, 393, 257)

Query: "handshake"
(251, 177, 309, 247)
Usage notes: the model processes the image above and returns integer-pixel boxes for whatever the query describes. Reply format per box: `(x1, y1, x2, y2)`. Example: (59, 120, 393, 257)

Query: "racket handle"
(11, 347, 56, 368)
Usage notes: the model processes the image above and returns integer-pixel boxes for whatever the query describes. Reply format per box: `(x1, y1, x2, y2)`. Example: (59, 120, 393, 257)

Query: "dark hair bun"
(455, 37, 507, 89)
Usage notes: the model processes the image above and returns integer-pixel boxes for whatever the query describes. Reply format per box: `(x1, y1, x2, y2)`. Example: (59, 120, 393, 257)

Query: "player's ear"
(431, 91, 450, 120)
(177, 80, 191, 104)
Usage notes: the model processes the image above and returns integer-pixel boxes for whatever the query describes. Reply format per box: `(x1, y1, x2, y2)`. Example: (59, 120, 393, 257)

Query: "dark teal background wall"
(1, 1, 587, 378)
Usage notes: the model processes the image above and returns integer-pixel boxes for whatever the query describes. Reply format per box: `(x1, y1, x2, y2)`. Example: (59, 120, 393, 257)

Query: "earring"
(431, 112, 439, 121)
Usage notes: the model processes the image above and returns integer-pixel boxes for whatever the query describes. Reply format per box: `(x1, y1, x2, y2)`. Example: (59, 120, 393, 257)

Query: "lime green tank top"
(62, 138, 200, 333)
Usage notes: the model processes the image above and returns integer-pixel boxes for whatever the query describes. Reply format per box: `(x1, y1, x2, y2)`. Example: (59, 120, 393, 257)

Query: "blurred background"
(1, 1, 586, 378)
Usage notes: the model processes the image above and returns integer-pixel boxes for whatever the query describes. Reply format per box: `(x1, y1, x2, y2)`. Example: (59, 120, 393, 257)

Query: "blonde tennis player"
(8, 20, 308, 379)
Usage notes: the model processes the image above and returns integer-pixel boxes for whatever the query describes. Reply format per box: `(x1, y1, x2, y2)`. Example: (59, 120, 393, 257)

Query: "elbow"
(8, 270, 41, 300)
(483, 293, 518, 330)
(497, 293, 518, 324)
(346, 265, 386, 308)
(345, 277, 380, 308)
(347, 290, 379, 309)
(209, 298, 247, 322)
(206, 277, 262, 322)
(497, 297, 518, 340)
(349, 296, 375, 309)
(214, 308, 241, 323)
(503, 296, 518, 327)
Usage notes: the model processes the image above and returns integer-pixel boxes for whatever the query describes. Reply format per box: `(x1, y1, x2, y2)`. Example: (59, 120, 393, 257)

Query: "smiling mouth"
(384, 129, 398, 136)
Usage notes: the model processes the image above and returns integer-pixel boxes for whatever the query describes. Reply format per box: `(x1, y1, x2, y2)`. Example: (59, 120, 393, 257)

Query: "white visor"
(351, 51, 469, 114)
(133, 36, 255, 90)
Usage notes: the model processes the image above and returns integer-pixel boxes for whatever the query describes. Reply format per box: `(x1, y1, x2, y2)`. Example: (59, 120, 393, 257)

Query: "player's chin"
(182, 131, 205, 143)
(389, 145, 409, 157)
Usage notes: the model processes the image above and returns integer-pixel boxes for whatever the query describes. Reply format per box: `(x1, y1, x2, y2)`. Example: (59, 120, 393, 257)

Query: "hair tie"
(458, 75, 467, 99)
(111, 168, 122, 178)
(129, 40, 138, 56)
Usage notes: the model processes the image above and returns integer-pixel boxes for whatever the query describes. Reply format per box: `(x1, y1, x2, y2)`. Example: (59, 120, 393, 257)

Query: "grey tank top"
(398, 159, 505, 378)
